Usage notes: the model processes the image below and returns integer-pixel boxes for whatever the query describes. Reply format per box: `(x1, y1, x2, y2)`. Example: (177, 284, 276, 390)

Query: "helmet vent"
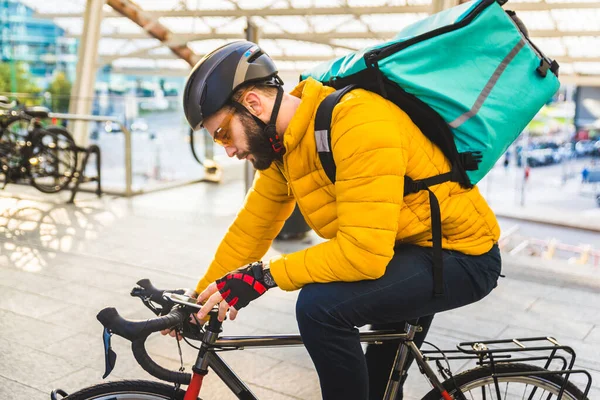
(247, 50, 264, 64)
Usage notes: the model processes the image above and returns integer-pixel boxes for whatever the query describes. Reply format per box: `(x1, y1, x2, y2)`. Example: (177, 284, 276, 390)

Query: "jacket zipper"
(278, 158, 323, 236)
(275, 162, 290, 196)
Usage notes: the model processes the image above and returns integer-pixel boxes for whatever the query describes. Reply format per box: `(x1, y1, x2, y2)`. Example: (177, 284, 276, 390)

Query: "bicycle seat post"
(404, 319, 420, 340)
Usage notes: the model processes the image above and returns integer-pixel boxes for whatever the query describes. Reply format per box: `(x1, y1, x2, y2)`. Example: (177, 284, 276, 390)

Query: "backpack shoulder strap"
(314, 84, 358, 184)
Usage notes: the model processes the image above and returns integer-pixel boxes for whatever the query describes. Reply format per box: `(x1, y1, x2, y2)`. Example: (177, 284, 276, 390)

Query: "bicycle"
(52, 279, 592, 399)
(0, 96, 77, 193)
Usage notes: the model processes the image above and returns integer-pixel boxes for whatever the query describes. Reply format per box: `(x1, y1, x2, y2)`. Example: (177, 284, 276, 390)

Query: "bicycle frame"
(186, 317, 453, 400)
(84, 282, 592, 400)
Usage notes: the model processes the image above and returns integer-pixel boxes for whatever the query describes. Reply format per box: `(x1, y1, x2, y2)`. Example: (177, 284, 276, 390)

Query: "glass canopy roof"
(20, 0, 600, 81)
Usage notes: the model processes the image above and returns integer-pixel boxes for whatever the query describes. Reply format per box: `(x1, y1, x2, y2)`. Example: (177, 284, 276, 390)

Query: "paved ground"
(0, 177, 599, 399)
(479, 158, 600, 231)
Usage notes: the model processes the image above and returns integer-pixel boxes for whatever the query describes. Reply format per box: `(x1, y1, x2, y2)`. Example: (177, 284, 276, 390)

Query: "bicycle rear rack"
(421, 336, 592, 398)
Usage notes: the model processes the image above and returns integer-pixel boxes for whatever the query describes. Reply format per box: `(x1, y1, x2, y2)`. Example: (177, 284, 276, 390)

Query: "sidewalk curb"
(494, 209, 600, 233)
(501, 253, 600, 292)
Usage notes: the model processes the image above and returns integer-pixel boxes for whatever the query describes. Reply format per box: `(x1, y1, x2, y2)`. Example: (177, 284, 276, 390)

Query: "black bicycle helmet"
(183, 41, 280, 130)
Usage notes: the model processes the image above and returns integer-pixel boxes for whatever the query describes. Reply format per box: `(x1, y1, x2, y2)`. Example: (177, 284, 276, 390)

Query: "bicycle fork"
(184, 316, 259, 400)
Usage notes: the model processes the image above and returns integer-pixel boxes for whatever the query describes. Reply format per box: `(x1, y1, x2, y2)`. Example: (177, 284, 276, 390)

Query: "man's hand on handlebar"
(160, 289, 207, 341)
(197, 281, 239, 322)
(197, 261, 273, 323)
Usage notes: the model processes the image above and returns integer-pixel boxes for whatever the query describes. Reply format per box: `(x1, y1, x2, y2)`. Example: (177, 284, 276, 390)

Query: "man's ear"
(243, 91, 263, 117)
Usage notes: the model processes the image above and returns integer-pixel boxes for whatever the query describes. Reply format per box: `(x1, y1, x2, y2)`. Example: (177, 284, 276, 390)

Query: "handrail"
(48, 112, 133, 196)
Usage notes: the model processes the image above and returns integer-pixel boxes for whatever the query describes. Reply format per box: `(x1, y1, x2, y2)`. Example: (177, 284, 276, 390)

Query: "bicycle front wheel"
(61, 380, 192, 400)
(422, 363, 587, 400)
(29, 125, 78, 193)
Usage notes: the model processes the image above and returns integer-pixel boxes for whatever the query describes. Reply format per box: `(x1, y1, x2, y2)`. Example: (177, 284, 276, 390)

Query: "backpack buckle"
(459, 151, 482, 171)
(536, 59, 551, 78)
(404, 177, 428, 195)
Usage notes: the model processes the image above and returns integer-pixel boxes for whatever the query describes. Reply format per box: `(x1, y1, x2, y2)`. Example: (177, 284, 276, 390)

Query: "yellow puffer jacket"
(195, 78, 500, 293)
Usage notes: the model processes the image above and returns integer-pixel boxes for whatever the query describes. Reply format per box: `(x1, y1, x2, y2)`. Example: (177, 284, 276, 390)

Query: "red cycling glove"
(216, 262, 270, 310)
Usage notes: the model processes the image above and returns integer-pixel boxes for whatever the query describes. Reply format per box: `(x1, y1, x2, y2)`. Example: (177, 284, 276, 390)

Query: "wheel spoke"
(487, 383, 494, 400)
(34, 151, 75, 171)
(451, 367, 583, 400)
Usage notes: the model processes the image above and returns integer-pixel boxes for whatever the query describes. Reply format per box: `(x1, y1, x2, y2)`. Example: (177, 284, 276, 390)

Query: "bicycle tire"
(29, 125, 78, 193)
(0, 118, 28, 174)
(421, 362, 587, 400)
(61, 380, 193, 400)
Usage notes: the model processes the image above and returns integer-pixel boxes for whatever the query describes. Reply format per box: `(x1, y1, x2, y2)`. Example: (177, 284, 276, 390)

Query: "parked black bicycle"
(0, 96, 77, 193)
(51, 279, 592, 399)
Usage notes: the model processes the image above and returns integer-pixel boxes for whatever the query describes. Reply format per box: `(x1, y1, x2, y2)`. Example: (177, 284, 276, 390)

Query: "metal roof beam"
(109, 66, 600, 85)
(110, 67, 189, 76)
(559, 75, 600, 86)
(555, 56, 600, 63)
(102, 53, 600, 63)
(35, 5, 431, 19)
(68, 30, 600, 42)
(100, 44, 164, 65)
(101, 54, 336, 64)
(35, 2, 600, 19)
(529, 30, 600, 38)
(105, 0, 200, 67)
(510, 2, 600, 11)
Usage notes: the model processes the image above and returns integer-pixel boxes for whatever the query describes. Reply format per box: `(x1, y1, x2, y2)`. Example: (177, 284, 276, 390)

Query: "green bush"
(0, 62, 42, 104)
(47, 72, 72, 113)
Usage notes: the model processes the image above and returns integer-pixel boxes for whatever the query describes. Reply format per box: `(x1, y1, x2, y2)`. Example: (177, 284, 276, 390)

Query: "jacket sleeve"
(195, 163, 295, 294)
(269, 93, 411, 291)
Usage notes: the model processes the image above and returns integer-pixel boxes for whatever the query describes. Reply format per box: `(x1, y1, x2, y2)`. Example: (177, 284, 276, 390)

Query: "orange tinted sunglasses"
(212, 107, 236, 146)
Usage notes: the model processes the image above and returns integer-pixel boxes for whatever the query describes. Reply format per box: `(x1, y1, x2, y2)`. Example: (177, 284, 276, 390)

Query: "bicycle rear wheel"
(422, 363, 587, 399)
(61, 380, 191, 400)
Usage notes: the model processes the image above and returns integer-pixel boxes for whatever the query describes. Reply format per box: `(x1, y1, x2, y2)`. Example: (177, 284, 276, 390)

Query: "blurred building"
(0, 0, 77, 87)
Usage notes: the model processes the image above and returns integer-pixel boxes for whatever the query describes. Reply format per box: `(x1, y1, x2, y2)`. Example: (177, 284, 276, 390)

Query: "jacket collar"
(283, 77, 334, 154)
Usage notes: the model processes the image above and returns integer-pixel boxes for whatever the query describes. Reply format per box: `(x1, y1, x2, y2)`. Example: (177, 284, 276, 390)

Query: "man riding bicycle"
(178, 41, 502, 400)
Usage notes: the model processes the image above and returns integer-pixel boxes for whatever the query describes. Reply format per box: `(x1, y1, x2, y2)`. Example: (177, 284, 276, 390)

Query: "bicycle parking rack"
(421, 336, 592, 398)
(0, 142, 102, 203)
(0, 107, 104, 202)
(67, 143, 102, 203)
(49, 112, 134, 197)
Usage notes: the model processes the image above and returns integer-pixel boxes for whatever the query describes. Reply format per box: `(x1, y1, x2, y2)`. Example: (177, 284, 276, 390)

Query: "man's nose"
(224, 146, 237, 157)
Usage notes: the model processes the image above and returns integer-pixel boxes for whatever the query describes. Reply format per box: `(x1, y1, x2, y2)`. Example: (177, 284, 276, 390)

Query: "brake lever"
(130, 286, 186, 317)
(131, 286, 163, 316)
(102, 328, 117, 379)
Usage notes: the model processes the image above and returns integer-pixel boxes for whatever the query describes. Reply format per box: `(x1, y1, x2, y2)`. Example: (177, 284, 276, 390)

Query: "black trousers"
(295, 244, 502, 400)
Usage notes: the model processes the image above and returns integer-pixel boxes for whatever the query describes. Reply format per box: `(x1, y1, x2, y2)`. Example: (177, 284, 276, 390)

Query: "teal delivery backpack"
(301, 0, 560, 296)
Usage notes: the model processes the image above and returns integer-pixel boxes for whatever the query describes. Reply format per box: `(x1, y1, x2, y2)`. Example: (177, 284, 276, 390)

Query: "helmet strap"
(265, 86, 285, 154)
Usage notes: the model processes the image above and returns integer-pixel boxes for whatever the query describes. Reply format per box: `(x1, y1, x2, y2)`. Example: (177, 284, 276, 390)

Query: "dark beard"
(238, 111, 283, 170)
